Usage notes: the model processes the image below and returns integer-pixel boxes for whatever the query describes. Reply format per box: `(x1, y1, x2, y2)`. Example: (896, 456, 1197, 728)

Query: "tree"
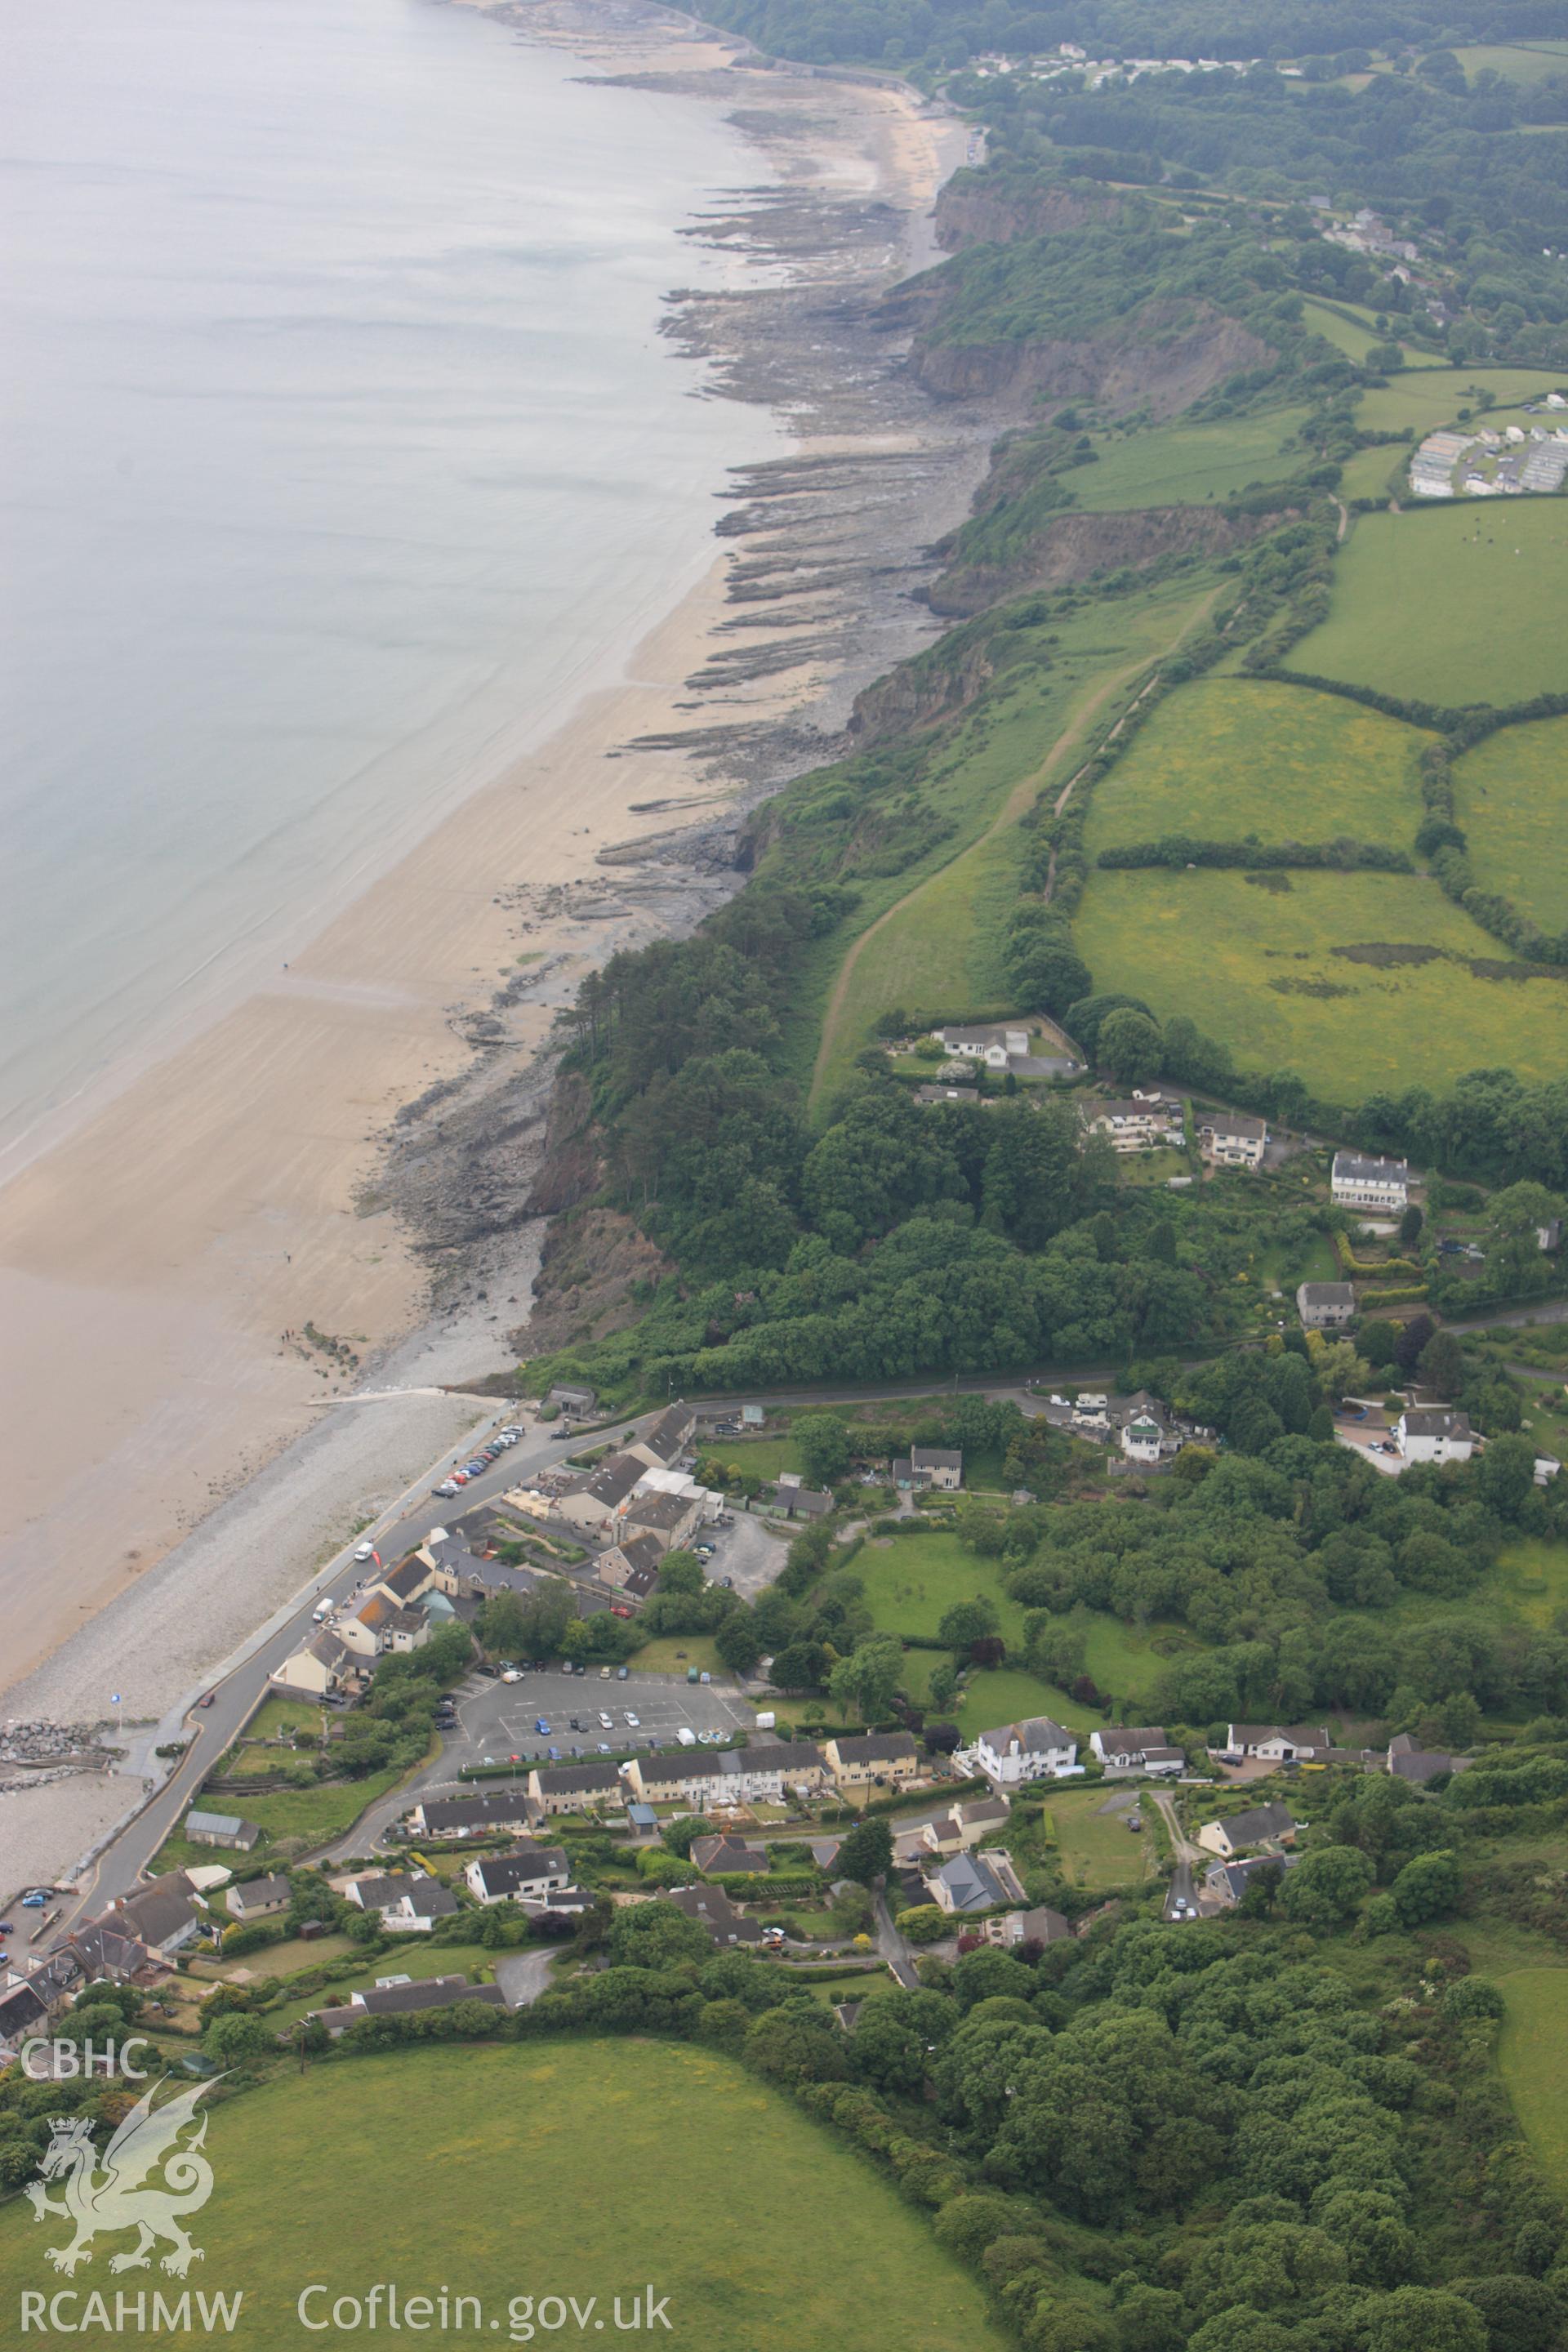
(1361, 1320, 1399, 1368)
(1391, 1849, 1462, 1927)
(658, 1550, 706, 1597)
(1276, 1843, 1375, 1927)
(938, 1596, 1000, 1653)
(837, 1815, 893, 1886)
(1400, 1203, 1425, 1245)
(475, 1588, 531, 1659)
(715, 1610, 764, 1675)
(1394, 1313, 1437, 1373)
(1479, 1434, 1536, 1519)
(1356, 2287, 1486, 2352)
(1419, 1329, 1465, 1400)
(793, 1412, 852, 1490)
(1098, 1008, 1164, 1086)
(898, 1903, 950, 1943)
(1454, 2274, 1560, 2352)
(743, 2003, 848, 2086)
(203, 2011, 276, 2065)
(604, 1900, 710, 1971)
(829, 1633, 904, 1722)
(1307, 1405, 1335, 1443)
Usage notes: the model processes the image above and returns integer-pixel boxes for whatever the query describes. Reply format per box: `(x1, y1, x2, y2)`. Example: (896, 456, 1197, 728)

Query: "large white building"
(1396, 1406, 1474, 1465)
(1331, 1152, 1410, 1213)
(973, 1715, 1078, 1785)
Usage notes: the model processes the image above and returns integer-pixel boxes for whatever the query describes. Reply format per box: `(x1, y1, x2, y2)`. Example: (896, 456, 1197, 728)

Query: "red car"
(198, 1692, 216, 1709)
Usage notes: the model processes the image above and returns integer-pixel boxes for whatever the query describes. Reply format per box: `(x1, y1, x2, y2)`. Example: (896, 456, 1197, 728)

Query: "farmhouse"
(1090, 1727, 1183, 1775)
(1331, 1152, 1410, 1213)
(1396, 1406, 1475, 1464)
(183, 1809, 261, 1853)
(225, 1873, 292, 1922)
(1196, 1802, 1300, 1860)
(822, 1733, 920, 1788)
(1298, 1281, 1357, 1330)
(1198, 1110, 1267, 1169)
(1083, 1091, 1185, 1153)
(465, 1845, 572, 1905)
(973, 1716, 1078, 1785)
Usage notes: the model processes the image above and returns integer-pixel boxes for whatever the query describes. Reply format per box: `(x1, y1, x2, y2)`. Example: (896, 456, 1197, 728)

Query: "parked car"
(433, 1481, 458, 1499)
(547, 1745, 561, 1761)
(22, 1892, 49, 1909)
(617, 1665, 629, 1680)
(600, 1665, 612, 1678)
(550, 1429, 572, 1440)
(625, 1712, 639, 1728)
(352, 1542, 376, 1563)
(597, 1743, 612, 1755)
(598, 1712, 613, 1730)
(535, 1718, 551, 1735)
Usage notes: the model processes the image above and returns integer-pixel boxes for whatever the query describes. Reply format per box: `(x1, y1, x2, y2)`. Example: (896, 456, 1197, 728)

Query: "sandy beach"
(0, 11, 969, 1808)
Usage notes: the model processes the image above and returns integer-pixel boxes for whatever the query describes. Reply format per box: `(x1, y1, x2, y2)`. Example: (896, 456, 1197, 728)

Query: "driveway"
(493, 1949, 559, 2009)
(875, 1887, 920, 1989)
(1152, 1788, 1203, 1923)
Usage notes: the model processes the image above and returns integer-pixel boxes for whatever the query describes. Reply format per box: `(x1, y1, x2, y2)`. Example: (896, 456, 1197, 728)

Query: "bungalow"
(555, 1451, 646, 1535)
(1396, 1406, 1475, 1465)
(1198, 1111, 1267, 1169)
(409, 1790, 537, 1838)
(973, 1716, 1077, 1785)
(662, 1885, 762, 1947)
(1203, 1854, 1300, 1909)
(1084, 1091, 1184, 1154)
(938, 1023, 1030, 1071)
(528, 1761, 625, 1817)
(1223, 1723, 1331, 1762)
(104, 1873, 205, 1959)
(308, 1976, 506, 2036)
(597, 1532, 666, 1592)
(380, 1878, 460, 1934)
(690, 1833, 768, 1877)
(1331, 1152, 1410, 1213)
(1090, 1727, 1183, 1776)
(626, 1404, 698, 1473)
(1196, 1802, 1300, 1860)
(822, 1733, 920, 1788)
(1297, 1281, 1357, 1330)
(465, 1844, 571, 1906)
(225, 1873, 292, 1922)
(183, 1809, 261, 1853)
(925, 1849, 1027, 1916)
(1387, 1733, 1472, 1786)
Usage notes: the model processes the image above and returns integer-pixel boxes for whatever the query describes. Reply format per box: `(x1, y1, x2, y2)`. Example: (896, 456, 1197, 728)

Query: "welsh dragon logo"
(25, 2075, 223, 2278)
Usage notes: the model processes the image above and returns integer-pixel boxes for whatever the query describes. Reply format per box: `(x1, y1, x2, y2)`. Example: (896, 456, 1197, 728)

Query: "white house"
(1297, 1281, 1356, 1330)
(1120, 1413, 1165, 1466)
(973, 1715, 1078, 1784)
(1084, 1092, 1184, 1153)
(1396, 1406, 1475, 1464)
(938, 1025, 1029, 1070)
(465, 1844, 571, 1906)
(1331, 1152, 1410, 1213)
(1198, 1111, 1267, 1169)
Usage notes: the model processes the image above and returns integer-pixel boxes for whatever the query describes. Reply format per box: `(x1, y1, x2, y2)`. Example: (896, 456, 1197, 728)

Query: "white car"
(598, 1712, 613, 1730)
(501, 1668, 522, 1685)
(352, 1542, 376, 1563)
(625, 1712, 639, 1727)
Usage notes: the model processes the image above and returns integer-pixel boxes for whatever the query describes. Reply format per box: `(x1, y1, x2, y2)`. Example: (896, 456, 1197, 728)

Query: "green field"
(857, 1534, 1028, 1650)
(804, 580, 1218, 1110)
(1455, 39, 1568, 81)
(1352, 368, 1557, 439)
(1083, 678, 1426, 854)
(241, 1697, 324, 1743)
(1454, 715, 1568, 937)
(1070, 406, 1311, 511)
(1042, 1788, 1156, 1889)
(1486, 1539, 1568, 1628)
(1338, 442, 1405, 502)
(1499, 1971, 1568, 2193)
(1298, 301, 1428, 369)
(1073, 866, 1568, 1100)
(0, 2042, 1012, 2350)
(1295, 504, 1568, 706)
(260, 1943, 499, 2031)
(152, 1763, 411, 1873)
(947, 1664, 1102, 1740)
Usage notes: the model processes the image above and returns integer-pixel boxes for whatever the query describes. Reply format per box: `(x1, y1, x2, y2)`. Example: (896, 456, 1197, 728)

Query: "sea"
(0, 0, 774, 1173)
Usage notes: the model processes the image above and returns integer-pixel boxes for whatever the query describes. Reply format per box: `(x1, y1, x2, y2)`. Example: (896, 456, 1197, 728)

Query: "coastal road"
(41, 1401, 666, 1936)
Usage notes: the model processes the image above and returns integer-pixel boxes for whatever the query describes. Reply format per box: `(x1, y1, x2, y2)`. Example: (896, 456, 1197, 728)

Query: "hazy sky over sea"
(0, 0, 773, 1169)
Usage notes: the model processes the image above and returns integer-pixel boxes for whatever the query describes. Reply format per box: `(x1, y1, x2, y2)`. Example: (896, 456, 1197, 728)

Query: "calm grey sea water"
(0, 0, 773, 1168)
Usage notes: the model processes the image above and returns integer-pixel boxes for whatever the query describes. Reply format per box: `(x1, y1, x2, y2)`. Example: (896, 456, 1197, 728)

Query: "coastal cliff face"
(933, 175, 1127, 252)
(904, 300, 1275, 419)
(514, 1205, 671, 1356)
(523, 1069, 603, 1217)
(846, 629, 997, 743)
(926, 502, 1289, 617)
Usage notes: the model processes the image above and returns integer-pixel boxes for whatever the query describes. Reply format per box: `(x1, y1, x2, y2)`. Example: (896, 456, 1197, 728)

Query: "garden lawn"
(856, 1534, 1027, 1650)
(241, 1697, 324, 1743)
(949, 1664, 1102, 1740)
(630, 1636, 728, 1678)
(1071, 866, 1568, 1101)
(1352, 367, 1557, 438)
(261, 1942, 498, 2032)
(1042, 1788, 1156, 1890)
(1071, 406, 1311, 510)
(1082, 678, 1427, 856)
(1454, 715, 1568, 938)
(1499, 1970, 1568, 2194)
(0, 2041, 1014, 2351)
(152, 1765, 412, 1873)
(1294, 503, 1568, 706)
